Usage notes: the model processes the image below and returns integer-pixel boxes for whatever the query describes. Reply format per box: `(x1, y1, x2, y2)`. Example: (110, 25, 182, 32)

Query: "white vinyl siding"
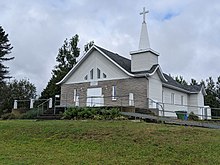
(162, 87, 188, 117)
(65, 50, 129, 84)
(131, 51, 158, 72)
(148, 72, 163, 103)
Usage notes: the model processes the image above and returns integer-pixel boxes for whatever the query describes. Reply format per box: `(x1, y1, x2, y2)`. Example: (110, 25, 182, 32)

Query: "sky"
(1, 0, 220, 95)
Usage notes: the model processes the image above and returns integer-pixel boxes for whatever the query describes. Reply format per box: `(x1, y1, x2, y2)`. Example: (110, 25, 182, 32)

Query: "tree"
(84, 41, 94, 53)
(216, 76, 220, 99)
(204, 77, 219, 108)
(0, 26, 14, 83)
(175, 76, 188, 85)
(206, 77, 216, 95)
(190, 78, 198, 85)
(0, 79, 36, 114)
(41, 34, 80, 99)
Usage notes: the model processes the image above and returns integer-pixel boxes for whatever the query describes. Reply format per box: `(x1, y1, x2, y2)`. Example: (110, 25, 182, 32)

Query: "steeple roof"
(139, 7, 150, 50)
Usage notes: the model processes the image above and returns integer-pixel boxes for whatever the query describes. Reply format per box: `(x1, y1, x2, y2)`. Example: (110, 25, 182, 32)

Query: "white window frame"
(181, 95, 184, 105)
(129, 93, 134, 106)
(112, 86, 117, 100)
(73, 89, 77, 102)
(171, 93, 175, 104)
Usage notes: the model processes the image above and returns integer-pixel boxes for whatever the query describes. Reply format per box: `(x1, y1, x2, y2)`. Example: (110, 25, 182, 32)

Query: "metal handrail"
(147, 98, 165, 116)
(37, 99, 50, 116)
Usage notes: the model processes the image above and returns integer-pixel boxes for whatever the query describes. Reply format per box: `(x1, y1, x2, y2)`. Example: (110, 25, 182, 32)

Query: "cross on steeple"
(140, 7, 149, 23)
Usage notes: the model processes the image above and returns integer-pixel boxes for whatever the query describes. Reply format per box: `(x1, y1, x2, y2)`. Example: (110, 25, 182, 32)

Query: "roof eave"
(130, 48, 160, 56)
(162, 83, 199, 94)
(56, 45, 136, 85)
(56, 45, 95, 85)
(146, 65, 168, 82)
(94, 45, 135, 77)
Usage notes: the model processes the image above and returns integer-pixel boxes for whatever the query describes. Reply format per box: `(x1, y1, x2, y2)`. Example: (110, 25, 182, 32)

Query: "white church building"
(57, 8, 210, 119)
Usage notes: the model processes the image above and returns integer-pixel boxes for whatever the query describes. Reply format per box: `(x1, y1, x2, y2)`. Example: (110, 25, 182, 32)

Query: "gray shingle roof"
(163, 73, 202, 93)
(96, 45, 131, 73)
(96, 45, 202, 93)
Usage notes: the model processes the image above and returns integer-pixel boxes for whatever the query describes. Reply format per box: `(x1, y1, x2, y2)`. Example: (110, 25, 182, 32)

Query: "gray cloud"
(1, 0, 220, 94)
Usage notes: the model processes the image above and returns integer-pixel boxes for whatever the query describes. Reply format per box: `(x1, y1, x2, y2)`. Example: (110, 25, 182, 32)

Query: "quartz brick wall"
(60, 77, 148, 108)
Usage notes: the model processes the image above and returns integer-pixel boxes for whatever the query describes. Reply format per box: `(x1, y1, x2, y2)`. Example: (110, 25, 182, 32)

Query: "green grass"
(0, 120, 220, 165)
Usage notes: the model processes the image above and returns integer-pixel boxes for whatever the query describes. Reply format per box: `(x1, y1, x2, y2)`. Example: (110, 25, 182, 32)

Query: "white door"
(87, 88, 104, 107)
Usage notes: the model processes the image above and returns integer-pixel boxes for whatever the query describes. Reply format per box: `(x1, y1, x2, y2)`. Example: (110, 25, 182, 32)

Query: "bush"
(110, 108, 120, 119)
(188, 112, 199, 121)
(78, 108, 93, 119)
(62, 107, 77, 119)
(62, 107, 122, 120)
(1, 113, 16, 120)
(20, 109, 38, 119)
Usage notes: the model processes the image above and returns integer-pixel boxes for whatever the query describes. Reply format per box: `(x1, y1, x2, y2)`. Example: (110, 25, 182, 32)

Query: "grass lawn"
(0, 120, 220, 165)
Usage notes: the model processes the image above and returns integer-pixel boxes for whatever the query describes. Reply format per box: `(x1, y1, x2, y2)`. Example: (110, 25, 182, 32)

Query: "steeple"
(130, 7, 159, 72)
(139, 7, 150, 50)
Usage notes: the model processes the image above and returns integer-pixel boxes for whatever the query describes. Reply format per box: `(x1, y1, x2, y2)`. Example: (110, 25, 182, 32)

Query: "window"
(73, 89, 77, 102)
(84, 75, 88, 80)
(90, 69, 93, 79)
(129, 93, 134, 106)
(112, 86, 117, 100)
(97, 68, 101, 79)
(103, 73, 107, 78)
(171, 93, 175, 104)
(181, 96, 184, 105)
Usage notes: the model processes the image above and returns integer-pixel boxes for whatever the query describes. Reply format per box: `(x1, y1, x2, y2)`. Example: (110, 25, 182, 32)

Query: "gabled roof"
(95, 46, 131, 73)
(56, 45, 133, 85)
(98, 47, 203, 94)
(57, 45, 203, 94)
(163, 73, 203, 94)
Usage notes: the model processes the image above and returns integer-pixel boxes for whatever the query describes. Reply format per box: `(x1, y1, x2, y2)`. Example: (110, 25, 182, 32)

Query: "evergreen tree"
(41, 34, 80, 99)
(0, 79, 36, 114)
(206, 77, 216, 95)
(0, 26, 14, 83)
(175, 76, 188, 85)
(190, 78, 198, 85)
(204, 77, 219, 108)
(216, 76, 220, 99)
(84, 41, 94, 53)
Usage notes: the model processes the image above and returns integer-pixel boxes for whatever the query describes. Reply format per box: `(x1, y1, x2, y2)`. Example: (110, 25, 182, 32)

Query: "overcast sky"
(1, 0, 220, 95)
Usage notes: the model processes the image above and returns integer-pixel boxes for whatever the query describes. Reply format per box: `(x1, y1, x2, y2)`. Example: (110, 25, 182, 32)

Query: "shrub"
(62, 107, 122, 120)
(62, 107, 77, 119)
(100, 108, 120, 120)
(78, 108, 93, 119)
(93, 114, 104, 120)
(1, 113, 16, 120)
(20, 109, 38, 119)
(110, 108, 120, 119)
(188, 112, 199, 121)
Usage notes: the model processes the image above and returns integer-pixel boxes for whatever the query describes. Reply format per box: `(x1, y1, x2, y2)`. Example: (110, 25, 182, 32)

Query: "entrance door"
(87, 88, 104, 107)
